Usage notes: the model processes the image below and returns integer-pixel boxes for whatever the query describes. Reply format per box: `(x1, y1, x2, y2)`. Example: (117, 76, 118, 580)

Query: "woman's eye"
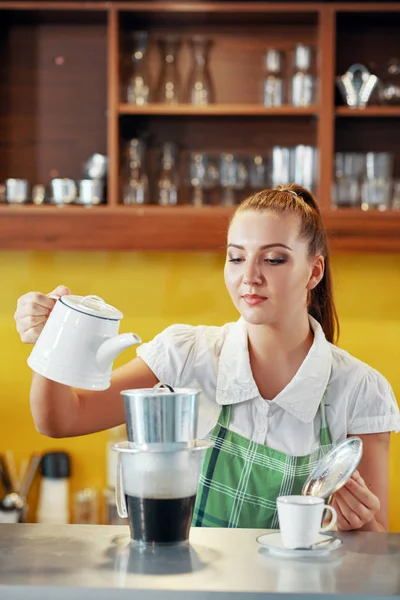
(228, 257, 243, 264)
(265, 258, 286, 265)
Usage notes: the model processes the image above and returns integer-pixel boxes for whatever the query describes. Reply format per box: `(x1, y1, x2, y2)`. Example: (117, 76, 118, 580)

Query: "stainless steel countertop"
(0, 524, 400, 599)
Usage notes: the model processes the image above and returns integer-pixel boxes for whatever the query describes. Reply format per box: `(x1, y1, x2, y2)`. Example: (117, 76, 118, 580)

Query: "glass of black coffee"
(113, 440, 213, 546)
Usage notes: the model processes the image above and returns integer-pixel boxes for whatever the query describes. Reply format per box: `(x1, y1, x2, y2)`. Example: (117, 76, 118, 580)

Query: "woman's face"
(224, 209, 324, 327)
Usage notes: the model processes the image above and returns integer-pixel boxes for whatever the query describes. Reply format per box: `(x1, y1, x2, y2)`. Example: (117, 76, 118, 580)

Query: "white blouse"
(136, 316, 400, 456)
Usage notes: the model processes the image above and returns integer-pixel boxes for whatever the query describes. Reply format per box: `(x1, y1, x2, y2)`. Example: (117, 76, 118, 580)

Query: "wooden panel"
(0, 12, 107, 189)
(119, 104, 319, 116)
(107, 7, 119, 207)
(115, 3, 320, 18)
(0, 205, 398, 253)
(332, 3, 400, 12)
(0, 2, 108, 9)
(316, 5, 335, 209)
(337, 107, 400, 117)
(326, 210, 400, 253)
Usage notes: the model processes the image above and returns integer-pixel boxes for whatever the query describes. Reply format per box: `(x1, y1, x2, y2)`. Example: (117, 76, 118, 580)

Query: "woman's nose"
(243, 263, 263, 286)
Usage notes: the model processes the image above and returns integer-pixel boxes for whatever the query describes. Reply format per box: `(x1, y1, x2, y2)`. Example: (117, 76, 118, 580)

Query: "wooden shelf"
(336, 107, 400, 117)
(119, 104, 320, 117)
(1, 1, 400, 253)
(0, 205, 398, 253)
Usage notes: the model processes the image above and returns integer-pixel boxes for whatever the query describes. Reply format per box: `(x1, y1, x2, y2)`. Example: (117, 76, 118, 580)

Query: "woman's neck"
(246, 312, 313, 400)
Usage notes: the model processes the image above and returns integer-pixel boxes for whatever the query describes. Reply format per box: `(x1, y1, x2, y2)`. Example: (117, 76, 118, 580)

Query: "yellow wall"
(1, 252, 399, 528)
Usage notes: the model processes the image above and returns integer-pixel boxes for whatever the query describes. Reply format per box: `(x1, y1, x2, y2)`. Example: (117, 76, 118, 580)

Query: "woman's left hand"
(333, 470, 381, 531)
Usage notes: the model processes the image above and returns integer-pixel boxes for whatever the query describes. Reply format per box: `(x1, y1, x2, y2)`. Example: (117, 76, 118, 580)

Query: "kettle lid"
(60, 295, 123, 321)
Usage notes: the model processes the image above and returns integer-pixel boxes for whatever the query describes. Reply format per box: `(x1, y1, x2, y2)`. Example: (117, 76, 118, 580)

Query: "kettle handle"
(152, 382, 175, 393)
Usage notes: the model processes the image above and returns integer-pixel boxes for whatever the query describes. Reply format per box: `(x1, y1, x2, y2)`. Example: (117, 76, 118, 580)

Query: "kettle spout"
(96, 333, 142, 372)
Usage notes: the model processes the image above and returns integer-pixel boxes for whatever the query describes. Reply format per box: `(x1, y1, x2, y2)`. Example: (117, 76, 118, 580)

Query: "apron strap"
(218, 404, 232, 429)
(319, 390, 333, 447)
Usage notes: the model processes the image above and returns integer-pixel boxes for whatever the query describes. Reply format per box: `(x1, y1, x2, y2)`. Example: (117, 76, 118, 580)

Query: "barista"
(14, 185, 399, 532)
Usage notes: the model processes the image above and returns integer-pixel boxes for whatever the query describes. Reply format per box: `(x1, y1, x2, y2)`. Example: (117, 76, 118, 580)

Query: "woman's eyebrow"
(227, 243, 293, 251)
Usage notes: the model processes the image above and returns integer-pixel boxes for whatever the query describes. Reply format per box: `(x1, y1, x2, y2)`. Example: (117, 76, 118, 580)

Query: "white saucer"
(256, 532, 342, 558)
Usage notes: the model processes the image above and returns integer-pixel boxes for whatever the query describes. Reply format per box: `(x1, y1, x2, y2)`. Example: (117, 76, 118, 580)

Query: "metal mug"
(5, 178, 29, 204)
(78, 179, 104, 205)
(50, 178, 77, 204)
(121, 383, 199, 444)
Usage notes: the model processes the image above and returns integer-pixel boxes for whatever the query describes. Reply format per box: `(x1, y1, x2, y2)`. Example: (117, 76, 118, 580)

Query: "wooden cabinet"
(0, 1, 399, 252)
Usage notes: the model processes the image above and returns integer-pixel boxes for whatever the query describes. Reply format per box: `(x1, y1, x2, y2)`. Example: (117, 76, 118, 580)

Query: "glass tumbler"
(361, 152, 393, 211)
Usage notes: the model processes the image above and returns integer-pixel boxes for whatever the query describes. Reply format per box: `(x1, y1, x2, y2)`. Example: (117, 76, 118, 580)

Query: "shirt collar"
(216, 316, 332, 424)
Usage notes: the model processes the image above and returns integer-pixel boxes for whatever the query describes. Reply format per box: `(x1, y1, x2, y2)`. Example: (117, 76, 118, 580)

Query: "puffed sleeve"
(348, 367, 400, 434)
(136, 324, 197, 389)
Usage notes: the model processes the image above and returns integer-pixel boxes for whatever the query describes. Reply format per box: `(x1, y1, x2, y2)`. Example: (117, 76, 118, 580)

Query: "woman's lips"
(242, 294, 268, 306)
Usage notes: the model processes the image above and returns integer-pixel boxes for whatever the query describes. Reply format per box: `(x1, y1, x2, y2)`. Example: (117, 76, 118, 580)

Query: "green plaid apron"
(192, 393, 332, 529)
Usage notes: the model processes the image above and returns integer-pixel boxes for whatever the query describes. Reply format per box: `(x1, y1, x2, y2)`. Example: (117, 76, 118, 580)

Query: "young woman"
(14, 184, 399, 532)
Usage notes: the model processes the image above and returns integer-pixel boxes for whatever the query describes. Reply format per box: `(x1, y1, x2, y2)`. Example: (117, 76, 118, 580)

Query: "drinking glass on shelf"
(271, 146, 291, 188)
(234, 157, 248, 200)
(361, 152, 393, 211)
(187, 36, 215, 106)
(189, 152, 208, 207)
(293, 145, 318, 192)
(156, 36, 182, 105)
(126, 31, 151, 106)
(219, 153, 238, 206)
(157, 142, 179, 206)
(249, 155, 269, 191)
(122, 138, 149, 205)
(263, 49, 284, 107)
(392, 180, 400, 210)
(290, 44, 316, 107)
(333, 152, 365, 208)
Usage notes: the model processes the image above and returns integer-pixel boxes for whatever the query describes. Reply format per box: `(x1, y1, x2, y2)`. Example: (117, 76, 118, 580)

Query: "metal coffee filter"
(302, 437, 363, 499)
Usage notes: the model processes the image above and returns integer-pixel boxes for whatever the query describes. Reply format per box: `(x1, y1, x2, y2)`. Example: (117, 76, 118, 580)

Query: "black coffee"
(125, 495, 196, 544)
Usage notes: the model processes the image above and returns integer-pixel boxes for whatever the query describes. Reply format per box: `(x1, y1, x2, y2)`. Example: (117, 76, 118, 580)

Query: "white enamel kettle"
(27, 294, 142, 390)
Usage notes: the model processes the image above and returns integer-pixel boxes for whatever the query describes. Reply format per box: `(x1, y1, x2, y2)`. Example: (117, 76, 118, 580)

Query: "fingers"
(49, 285, 71, 298)
(14, 285, 70, 345)
(333, 473, 380, 531)
(16, 291, 56, 312)
(345, 473, 380, 512)
(333, 497, 352, 531)
(16, 317, 47, 344)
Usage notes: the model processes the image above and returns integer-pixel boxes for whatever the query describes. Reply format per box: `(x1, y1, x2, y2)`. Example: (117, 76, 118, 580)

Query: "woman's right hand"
(14, 284, 71, 344)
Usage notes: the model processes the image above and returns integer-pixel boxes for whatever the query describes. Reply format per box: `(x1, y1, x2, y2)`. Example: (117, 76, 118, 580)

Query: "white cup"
(277, 495, 337, 549)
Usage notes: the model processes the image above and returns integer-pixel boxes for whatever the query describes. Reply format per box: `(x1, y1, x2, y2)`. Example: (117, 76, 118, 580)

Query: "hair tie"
(284, 189, 298, 197)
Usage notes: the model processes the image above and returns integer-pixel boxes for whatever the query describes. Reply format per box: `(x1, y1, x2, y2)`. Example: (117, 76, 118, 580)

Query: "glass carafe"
(126, 31, 151, 106)
(123, 139, 149, 205)
(187, 36, 215, 106)
(156, 36, 182, 104)
(157, 142, 179, 206)
(290, 44, 316, 107)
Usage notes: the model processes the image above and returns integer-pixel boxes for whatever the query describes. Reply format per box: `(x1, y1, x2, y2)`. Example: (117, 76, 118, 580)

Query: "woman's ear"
(306, 255, 325, 290)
